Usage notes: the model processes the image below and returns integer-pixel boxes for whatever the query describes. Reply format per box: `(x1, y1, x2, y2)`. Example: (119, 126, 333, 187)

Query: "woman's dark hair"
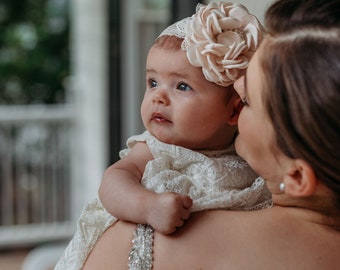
(261, 0, 340, 210)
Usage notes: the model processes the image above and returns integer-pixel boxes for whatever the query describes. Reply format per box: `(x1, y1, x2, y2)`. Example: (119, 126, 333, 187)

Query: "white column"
(70, 0, 109, 217)
(120, 0, 170, 145)
(120, 0, 144, 144)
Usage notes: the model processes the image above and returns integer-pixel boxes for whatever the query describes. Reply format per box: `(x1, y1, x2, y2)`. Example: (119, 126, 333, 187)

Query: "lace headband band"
(158, 2, 264, 87)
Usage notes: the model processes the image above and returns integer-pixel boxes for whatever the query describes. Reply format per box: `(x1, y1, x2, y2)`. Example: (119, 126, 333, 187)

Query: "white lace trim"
(54, 199, 117, 270)
(158, 17, 190, 39)
(55, 131, 272, 270)
(120, 131, 271, 213)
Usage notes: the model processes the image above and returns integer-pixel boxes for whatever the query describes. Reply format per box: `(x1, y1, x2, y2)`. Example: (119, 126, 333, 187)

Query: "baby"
(55, 3, 271, 270)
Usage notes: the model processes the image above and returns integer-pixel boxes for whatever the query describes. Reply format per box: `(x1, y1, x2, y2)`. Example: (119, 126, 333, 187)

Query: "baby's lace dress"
(54, 131, 272, 270)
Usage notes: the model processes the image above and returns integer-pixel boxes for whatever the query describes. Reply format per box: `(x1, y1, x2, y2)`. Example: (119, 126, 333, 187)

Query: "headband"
(158, 2, 264, 87)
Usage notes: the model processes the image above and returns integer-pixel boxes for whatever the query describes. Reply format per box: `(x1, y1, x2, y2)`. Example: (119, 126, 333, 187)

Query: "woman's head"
(261, 29, 340, 199)
(235, 0, 340, 211)
(264, 0, 340, 208)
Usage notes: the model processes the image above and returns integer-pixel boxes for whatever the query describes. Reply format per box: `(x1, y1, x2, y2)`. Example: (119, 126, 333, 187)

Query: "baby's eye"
(148, 79, 157, 88)
(177, 83, 192, 92)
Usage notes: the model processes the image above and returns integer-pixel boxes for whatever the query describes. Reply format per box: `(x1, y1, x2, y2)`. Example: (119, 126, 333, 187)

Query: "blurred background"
(0, 0, 272, 269)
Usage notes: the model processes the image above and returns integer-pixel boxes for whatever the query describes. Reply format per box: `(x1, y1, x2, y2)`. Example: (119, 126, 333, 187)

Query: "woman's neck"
(272, 193, 340, 230)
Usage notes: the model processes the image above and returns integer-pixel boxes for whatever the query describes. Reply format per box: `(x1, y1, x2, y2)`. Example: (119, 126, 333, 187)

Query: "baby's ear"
(227, 96, 243, 126)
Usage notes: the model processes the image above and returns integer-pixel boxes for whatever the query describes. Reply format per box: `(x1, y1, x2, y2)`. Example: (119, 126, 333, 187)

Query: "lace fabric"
(55, 131, 272, 270)
(121, 131, 272, 212)
(124, 131, 272, 269)
(158, 17, 190, 39)
(54, 199, 117, 270)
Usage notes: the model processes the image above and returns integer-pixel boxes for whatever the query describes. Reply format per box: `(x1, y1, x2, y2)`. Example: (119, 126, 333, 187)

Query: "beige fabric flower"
(183, 2, 264, 86)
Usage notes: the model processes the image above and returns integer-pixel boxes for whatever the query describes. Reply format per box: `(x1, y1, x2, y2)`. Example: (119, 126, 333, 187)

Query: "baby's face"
(141, 45, 237, 150)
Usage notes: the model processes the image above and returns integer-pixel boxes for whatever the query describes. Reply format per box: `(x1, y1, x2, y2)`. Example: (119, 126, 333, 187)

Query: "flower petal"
(184, 2, 264, 86)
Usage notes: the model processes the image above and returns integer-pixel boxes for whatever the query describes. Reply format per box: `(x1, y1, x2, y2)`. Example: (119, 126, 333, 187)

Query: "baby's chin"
(153, 132, 179, 145)
(150, 130, 171, 142)
(151, 131, 190, 148)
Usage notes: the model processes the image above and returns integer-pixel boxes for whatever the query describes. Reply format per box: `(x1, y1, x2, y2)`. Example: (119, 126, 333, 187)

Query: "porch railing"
(0, 104, 75, 247)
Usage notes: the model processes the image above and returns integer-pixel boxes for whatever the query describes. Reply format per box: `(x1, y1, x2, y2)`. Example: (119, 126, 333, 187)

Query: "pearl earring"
(279, 182, 285, 192)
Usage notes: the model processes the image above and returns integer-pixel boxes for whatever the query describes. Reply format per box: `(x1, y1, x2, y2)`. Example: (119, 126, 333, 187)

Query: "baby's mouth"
(151, 112, 171, 123)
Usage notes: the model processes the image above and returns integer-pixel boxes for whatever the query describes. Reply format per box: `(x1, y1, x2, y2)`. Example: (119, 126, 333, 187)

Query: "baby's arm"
(99, 142, 193, 234)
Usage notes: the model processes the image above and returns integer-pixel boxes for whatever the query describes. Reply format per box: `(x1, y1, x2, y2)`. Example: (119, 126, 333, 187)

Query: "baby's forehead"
(147, 45, 196, 72)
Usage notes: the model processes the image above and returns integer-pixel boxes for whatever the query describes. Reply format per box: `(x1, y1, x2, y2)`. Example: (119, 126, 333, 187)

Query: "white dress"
(54, 131, 272, 270)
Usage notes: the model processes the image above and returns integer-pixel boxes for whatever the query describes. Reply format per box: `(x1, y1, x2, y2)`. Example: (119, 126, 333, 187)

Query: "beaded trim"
(128, 224, 154, 270)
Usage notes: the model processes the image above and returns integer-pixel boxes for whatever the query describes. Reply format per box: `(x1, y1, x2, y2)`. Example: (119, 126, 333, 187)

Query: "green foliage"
(0, 0, 69, 104)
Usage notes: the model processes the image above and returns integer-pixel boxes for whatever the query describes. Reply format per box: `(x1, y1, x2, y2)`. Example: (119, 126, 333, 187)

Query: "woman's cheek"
(235, 118, 258, 165)
(234, 135, 247, 160)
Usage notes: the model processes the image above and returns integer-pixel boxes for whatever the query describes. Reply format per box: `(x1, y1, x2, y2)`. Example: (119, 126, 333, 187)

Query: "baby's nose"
(152, 88, 169, 105)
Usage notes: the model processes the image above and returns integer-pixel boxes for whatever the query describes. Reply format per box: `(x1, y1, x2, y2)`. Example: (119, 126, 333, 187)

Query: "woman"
(68, 0, 340, 269)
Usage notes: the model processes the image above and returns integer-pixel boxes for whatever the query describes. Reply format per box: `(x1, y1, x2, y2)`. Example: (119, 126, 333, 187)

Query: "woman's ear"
(283, 159, 317, 197)
(227, 96, 243, 126)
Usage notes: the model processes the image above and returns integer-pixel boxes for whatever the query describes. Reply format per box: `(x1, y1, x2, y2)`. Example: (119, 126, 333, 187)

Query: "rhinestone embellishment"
(128, 224, 154, 270)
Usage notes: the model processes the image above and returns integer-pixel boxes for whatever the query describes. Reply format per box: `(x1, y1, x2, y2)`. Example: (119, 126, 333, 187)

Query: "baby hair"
(153, 35, 183, 51)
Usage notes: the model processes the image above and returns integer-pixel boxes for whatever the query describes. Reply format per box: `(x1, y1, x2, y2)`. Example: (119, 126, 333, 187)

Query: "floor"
(0, 244, 63, 270)
(0, 249, 29, 270)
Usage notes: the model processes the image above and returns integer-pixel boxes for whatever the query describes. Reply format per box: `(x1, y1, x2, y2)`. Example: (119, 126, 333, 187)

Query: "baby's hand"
(147, 192, 192, 234)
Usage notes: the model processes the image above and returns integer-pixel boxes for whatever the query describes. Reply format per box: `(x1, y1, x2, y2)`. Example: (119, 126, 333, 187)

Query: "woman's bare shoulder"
(83, 208, 340, 270)
(153, 209, 278, 269)
(153, 208, 340, 270)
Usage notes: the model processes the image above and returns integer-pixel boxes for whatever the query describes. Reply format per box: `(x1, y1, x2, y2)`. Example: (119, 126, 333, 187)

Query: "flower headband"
(158, 2, 264, 87)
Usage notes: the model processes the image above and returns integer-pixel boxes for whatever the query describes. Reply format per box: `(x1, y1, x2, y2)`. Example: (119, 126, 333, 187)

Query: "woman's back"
(83, 208, 340, 269)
